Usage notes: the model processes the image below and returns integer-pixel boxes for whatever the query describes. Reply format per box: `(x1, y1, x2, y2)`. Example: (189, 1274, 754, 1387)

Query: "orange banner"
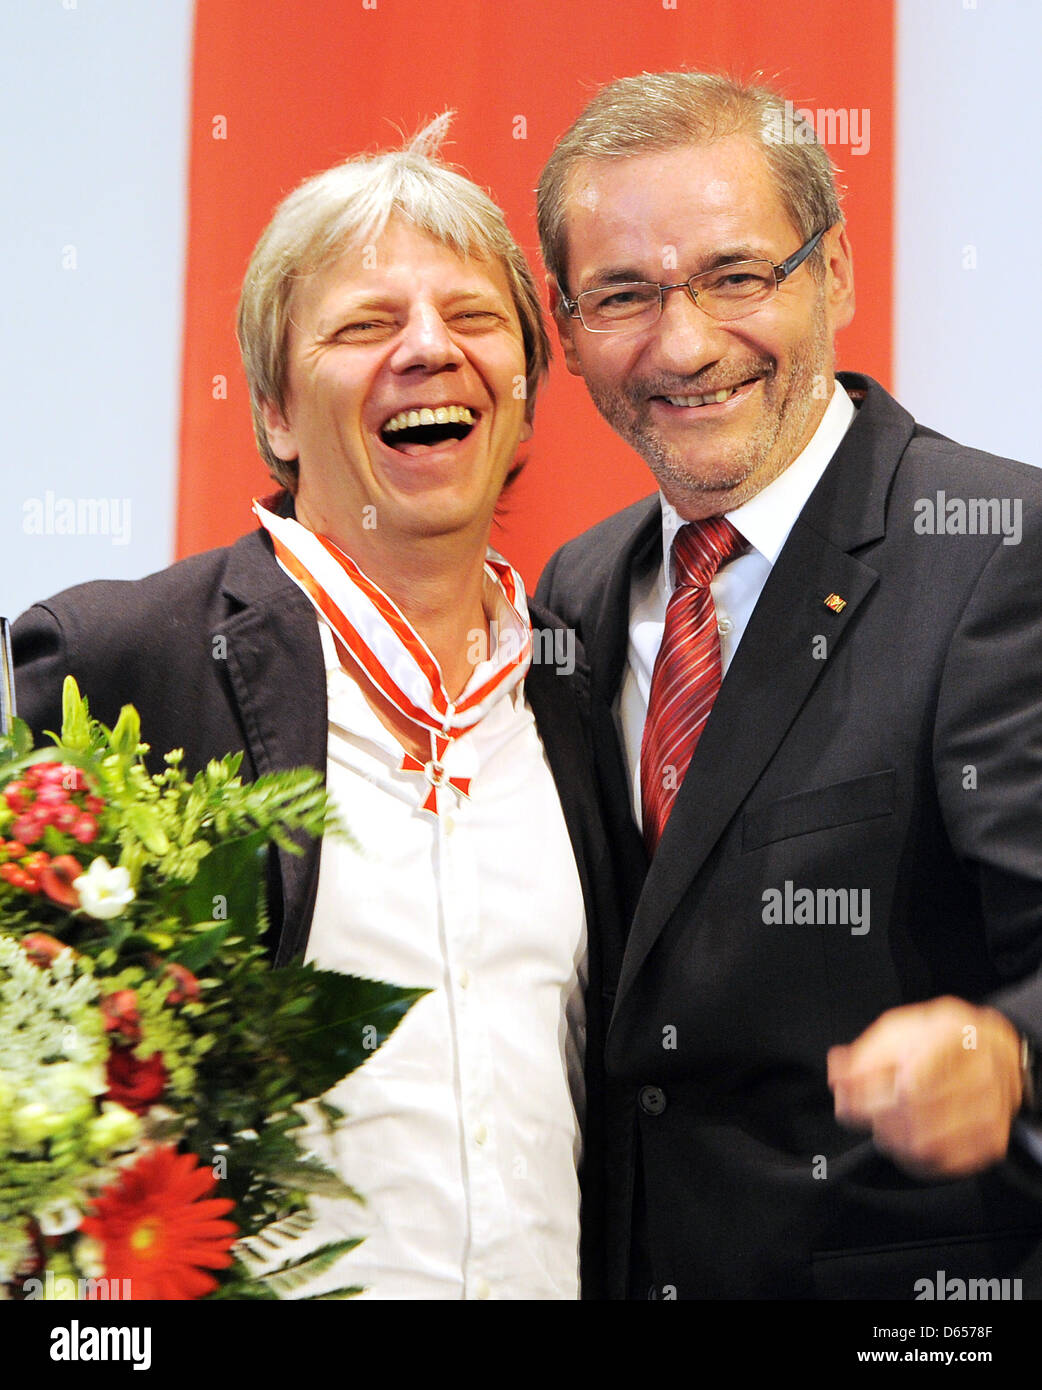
(178, 0, 894, 585)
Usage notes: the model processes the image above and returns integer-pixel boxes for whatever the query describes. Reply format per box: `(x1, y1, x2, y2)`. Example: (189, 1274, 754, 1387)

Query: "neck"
(295, 501, 490, 700)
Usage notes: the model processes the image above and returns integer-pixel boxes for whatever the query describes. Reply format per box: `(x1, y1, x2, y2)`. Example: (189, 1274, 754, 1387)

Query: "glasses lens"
(578, 283, 660, 331)
(695, 261, 775, 321)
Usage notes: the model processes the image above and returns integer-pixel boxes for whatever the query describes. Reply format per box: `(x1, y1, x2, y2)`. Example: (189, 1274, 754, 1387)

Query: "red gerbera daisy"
(81, 1147, 237, 1300)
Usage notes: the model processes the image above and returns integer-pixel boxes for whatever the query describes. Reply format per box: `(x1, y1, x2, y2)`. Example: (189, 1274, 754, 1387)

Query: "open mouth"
(379, 404, 478, 454)
(660, 377, 760, 409)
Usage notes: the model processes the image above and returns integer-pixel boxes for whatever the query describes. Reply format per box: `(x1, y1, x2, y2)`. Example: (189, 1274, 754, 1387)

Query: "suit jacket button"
(639, 1084, 667, 1115)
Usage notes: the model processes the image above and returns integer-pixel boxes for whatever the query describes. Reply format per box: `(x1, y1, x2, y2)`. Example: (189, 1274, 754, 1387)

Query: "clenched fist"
(827, 996, 1024, 1178)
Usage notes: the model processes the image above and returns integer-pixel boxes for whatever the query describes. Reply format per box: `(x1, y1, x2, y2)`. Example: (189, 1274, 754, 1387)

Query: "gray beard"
(586, 314, 831, 507)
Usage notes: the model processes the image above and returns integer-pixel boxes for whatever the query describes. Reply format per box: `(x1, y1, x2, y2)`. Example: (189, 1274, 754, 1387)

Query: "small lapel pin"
(823, 593, 847, 613)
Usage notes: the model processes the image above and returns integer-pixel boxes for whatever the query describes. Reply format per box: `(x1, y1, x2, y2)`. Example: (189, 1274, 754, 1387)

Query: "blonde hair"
(238, 114, 550, 489)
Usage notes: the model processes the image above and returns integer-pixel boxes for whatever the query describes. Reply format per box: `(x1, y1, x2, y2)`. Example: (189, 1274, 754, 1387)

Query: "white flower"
(35, 1201, 82, 1237)
(72, 859, 135, 920)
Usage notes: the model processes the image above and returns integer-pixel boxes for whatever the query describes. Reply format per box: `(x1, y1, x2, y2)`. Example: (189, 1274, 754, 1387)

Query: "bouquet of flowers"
(0, 676, 425, 1300)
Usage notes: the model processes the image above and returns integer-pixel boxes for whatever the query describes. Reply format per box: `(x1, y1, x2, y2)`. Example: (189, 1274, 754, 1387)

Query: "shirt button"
(444, 815, 456, 835)
(475, 1279, 491, 1299)
(639, 1085, 667, 1116)
(474, 1121, 489, 1146)
(717, 616, 733, 635)
(459, 968, 471, 990)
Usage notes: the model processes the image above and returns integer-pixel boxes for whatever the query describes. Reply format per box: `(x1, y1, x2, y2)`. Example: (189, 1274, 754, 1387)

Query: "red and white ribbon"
(253, 499, 532, 815)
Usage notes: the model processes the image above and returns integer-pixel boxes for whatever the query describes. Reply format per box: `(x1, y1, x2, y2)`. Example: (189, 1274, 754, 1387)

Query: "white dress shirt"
(291, 617, 587, 1300)
(619, 381, 857, 823)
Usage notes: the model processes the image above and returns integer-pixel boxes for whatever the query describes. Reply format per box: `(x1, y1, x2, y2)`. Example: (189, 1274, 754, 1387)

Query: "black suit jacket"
(538, 373, 1042, 1299)
(12, 516, 619, 1297)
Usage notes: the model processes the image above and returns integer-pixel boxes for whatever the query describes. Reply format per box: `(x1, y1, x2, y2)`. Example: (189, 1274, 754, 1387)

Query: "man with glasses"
(536, 70, 1042, 1300)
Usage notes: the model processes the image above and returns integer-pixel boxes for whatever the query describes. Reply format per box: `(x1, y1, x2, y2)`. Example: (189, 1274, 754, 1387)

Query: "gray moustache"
(630, 367, 773, 403)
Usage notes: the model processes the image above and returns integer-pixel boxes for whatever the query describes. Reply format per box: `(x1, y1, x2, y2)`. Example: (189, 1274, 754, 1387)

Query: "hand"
(827, 996, 1023, 1178)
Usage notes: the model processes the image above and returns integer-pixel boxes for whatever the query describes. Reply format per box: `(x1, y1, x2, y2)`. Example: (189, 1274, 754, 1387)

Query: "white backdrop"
(895, 0, 1042, 464)
(1, 0, 192, 625)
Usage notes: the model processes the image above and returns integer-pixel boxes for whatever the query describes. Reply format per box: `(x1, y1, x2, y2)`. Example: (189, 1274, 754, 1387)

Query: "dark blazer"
(12, 516, 619, 1297)
(537, 373, 1042, 1300)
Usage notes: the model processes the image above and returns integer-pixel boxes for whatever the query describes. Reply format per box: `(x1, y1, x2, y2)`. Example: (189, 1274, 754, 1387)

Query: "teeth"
(664, 386, 738, 408)
(382, 404, 476, 433)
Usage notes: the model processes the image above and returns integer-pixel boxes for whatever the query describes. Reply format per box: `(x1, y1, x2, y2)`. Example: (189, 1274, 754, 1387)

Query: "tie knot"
(672, 517, 745, 589)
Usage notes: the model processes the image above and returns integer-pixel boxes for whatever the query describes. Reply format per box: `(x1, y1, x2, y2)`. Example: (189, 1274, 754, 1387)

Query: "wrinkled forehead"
(559, 139, 793, 282)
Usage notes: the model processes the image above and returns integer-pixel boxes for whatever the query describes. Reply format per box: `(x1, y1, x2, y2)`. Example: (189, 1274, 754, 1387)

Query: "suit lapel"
(525, 605, 632, 990)
(613, 375, 917, 1012)
(219, 525, 328, 965)
(583, 503, 660, 919)
(585, 497, 660, 706)
(523, 629, 595, 895)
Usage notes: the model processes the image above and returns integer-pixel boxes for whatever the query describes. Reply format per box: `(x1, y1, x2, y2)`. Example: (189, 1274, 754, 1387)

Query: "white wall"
(896, 0, 1041, 466)
(1, 0, 193, 624)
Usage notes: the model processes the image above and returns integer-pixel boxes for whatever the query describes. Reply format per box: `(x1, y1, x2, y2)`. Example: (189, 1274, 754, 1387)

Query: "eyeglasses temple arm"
(774, 226, 829, 285)
(553, 280, 582, 317)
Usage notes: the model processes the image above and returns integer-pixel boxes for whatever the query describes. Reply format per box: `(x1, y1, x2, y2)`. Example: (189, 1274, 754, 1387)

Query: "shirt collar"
(659, 379, 857, 591)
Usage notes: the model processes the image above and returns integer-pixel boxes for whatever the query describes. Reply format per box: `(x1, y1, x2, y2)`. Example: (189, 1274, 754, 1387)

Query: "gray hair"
(537, 70, 844, 293)
(238, 113, 550, 490)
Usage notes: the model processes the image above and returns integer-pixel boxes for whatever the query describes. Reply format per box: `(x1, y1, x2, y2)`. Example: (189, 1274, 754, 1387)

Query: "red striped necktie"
(640, 517, 746, 853)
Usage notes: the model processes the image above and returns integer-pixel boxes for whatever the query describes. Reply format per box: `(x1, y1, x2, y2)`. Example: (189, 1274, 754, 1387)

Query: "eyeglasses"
(559, 227, 829, 333)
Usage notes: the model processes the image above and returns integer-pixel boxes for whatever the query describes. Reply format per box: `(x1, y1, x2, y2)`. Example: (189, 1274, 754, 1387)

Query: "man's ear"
(546, 273, 583, 377)
(260, 398, 298, 463)
(823, 225, 855, 335)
